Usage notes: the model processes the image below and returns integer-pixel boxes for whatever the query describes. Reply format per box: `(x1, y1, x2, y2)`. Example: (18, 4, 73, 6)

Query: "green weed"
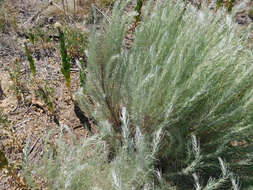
(216, 0, 236, 11)
(0, 150, 8, 170)
(36, 84, 55, 115)
(26, 27, 54, 49)
(58, 27, 71, 90)
(24, 41, 36, 79)
(63, 26, 88, 59)
(27, 32, 35, 45)
(249, 6, 253, 20)
(135, 0, 144, 22)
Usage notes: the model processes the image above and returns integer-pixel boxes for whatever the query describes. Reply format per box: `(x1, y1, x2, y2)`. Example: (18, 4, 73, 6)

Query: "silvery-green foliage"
(76, 0, 253, 188)
(191, 138, 240, 190)
(23, 108, 172, 190)
(23, 128, 110, 190)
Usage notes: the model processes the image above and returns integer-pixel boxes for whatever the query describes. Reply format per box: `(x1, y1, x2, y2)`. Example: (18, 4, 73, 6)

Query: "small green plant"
(135, 0, 144, 22)
(248, 6, 253, 20)
(27, 32, 35, 45)
(26, 27, 54, 49)
(58, 26, 71, 90)
(24, 41, 36, 79)
(216, 0, 236, 12)
(63, 26, 88, 59)
(36, 84, 55, 114)
(0, 149, 27, 189)
(36, 84, 59, 125)
(0, 150, 8, 170)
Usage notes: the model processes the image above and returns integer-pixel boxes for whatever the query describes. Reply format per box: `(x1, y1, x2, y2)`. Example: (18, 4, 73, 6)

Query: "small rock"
(48, 17, 54, 24)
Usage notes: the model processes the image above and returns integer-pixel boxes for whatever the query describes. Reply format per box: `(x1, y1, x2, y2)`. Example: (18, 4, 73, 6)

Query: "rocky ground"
(0, 0, 252, 189)
(0, 0, 96, 189)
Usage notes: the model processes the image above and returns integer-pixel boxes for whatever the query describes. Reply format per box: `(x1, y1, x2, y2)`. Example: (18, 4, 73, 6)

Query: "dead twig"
(92, 4, 111, 24)
(28, 137, 40, 156)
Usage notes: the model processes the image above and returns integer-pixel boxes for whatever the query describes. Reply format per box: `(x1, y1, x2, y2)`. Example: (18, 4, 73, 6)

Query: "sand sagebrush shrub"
(76, 0, 253, 188)
(22, 111, 240, 190)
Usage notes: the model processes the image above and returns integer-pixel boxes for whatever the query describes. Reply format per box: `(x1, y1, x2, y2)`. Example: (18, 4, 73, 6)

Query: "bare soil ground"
(0, 0, 96, 189)
(0, 0, 252, 189)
